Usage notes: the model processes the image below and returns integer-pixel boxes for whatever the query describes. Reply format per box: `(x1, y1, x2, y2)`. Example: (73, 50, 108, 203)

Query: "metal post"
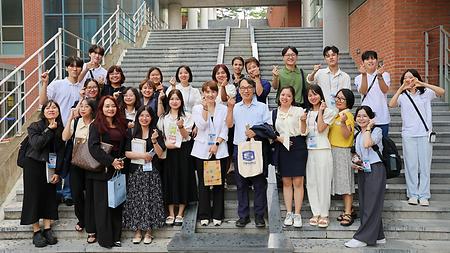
(55, 29, 62, 80)
(38, 52, 42, 94)
(439, 26, 444, 88)
(115, 7, 120, 44)
(16, 71, 23, 132)
(444, 28, 449, 103)
(76, 38, 81, 57)
(424, 31, 429, 83)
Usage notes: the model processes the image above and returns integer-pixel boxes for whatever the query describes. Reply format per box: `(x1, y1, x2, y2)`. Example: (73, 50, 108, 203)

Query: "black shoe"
(113, 241, 122, 247)
(33, 231, 48, 248)
(64, 198, 74, 206)
(42, 228, 58, 245)
(235, 217, 251, 227)
(255, 215, 266, 228)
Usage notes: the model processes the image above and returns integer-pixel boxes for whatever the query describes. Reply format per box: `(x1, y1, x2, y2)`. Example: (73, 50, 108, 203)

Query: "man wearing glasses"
(272, 46, 308, 107)
(306, 46, 351, 111)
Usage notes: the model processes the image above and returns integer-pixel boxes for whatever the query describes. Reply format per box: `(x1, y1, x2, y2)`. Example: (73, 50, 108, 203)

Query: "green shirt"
(277, 66, 305, 104)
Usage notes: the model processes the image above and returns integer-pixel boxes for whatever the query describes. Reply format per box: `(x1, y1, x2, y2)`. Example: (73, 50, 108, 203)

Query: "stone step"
(0, 218, 180, 240)
(123, 52, 218, 58)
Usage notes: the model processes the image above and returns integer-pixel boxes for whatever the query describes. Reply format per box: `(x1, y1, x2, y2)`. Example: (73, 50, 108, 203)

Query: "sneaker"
(143, 233, 153, 244)
(235, 217, 251, 227)
(255, 215, 266, 228)
(32, 231, 48, 248)
(283, 212, 294, 226)
(344, 238, 367, 248)
(174, 216, 183, 226)
(293, 214, 302, 228)
(408, 197, 418, 205)
(419, 199, 429, 206)
(113, 241, 121, 247)
(213, 219, 222, 226)
(165, 216, 174, 225)
(200, 219, 209, 226)
(376, 238, 386, 244)
(42, 229, 57, 245)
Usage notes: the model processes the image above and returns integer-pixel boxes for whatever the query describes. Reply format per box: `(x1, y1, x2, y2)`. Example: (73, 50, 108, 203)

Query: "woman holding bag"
(86, 96, 127, 248)
(191, 81, 229, 226)
(122, 107, 166, 244)
(62, 98, 97, 233)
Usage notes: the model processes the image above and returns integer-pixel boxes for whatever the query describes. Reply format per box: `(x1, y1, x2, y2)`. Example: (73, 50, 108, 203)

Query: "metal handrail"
(0, 28, 89, 141)
(250, 26, 259, 60)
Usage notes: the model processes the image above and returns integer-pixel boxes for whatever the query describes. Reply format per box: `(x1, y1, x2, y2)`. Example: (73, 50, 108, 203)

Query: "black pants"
(195, 157, 227, 220)
(85, 177, 123, 248)
(70, 165, 85, 227)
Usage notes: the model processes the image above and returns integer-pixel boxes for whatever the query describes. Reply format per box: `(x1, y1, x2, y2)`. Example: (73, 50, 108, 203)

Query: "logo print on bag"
(242, 151, 255, 164)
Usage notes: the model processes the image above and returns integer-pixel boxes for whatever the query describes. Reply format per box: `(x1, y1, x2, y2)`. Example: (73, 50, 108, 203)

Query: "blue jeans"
(402, 136, 432, 200)
(375, 124, 389, 138)
(57, 172, 72, 200)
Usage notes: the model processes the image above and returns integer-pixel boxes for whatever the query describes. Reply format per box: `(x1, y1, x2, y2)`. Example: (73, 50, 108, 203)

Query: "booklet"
(46, 153, 57, 183)
(131, 138, 146, 165)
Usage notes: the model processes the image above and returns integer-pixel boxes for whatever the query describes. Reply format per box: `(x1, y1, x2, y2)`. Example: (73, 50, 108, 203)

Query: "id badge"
(48, 153, 57, 169)
(330, 94, 336, 107)
(307, 134, 317, 149)
(362, 159, 372, 173)
(143, 162, 153, 172)
(208, 133, 216, 145)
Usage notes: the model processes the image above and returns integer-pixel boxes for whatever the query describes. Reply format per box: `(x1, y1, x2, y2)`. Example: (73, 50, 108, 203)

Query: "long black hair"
(132, 106, 157, 139)
(400, 69, 425, 95)
(40, 99, 64, 135)
(164, 89, 186, 119)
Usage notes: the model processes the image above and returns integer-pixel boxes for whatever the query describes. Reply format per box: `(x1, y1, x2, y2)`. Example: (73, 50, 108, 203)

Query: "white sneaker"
(376, 238, 386, 244)
(408, 197, 418, 205)
(213, 219, 222, 226)
(200, 219, 209, 226)
(344, 239, 367, 248)
(174, 216, 183, 226)
(293, 214, 302, 228)
(283, 212, 294, 226)
(419, 199, 429, 206)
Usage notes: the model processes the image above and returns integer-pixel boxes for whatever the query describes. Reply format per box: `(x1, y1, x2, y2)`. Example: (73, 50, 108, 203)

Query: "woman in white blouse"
(166, 65, 201, 114)
(272, 86, 307, 228)
(191, 81, 229, 226)
(157, 89, 198, 226)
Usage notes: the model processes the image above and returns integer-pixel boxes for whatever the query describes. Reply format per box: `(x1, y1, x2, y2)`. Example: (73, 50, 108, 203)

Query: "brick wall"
(267, 1, 301, 27)
(349, 0, 450, 90)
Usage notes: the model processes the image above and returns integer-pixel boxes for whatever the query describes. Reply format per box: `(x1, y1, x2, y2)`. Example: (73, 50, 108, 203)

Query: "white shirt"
(80, 63, 107, 85)
(191, 104, 229, 159)
(354, 72, 391, 125)
(46, 78, 83, 126)
(307, 67, 351, 110)
(305, 108, 336, 149)
(157, 112, 194, 147)
(398, 89, 436, 137)
(232, 98, 271, 145)
(166, 84, 202, 114)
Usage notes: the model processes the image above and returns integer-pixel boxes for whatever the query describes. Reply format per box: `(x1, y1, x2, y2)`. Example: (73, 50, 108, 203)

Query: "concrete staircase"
(120, 29, 226, 88)
(223, 28, 252, 65)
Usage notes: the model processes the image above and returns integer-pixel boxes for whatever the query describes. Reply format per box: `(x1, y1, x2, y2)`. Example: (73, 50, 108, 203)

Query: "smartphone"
(148, 148, 155, 157)
(118, 157, 126, 161)
(378, 60, 384, 68)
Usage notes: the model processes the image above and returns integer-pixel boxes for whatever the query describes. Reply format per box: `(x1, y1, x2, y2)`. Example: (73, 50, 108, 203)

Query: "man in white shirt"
(354, 50, 391, 137)
(78, 45, 107, 87)
(307, 46, 351, 111)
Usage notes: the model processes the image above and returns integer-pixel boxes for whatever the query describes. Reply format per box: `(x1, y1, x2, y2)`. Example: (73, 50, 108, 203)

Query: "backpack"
(17, 136, 29, 168)
(354, 128, 402, 179)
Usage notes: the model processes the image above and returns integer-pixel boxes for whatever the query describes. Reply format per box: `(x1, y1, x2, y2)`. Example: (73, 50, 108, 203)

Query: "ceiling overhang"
(158, 0, 294, 8)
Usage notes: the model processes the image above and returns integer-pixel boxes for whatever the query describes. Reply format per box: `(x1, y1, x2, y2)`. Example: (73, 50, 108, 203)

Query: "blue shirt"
(234, 79, 271, 104)
(355, 127, 383, 164)
(232, 97, 271, 145)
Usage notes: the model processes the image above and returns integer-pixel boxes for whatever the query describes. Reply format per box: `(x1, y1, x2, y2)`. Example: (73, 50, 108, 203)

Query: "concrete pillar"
(188, 8, 198, 29)
(302, 0, 311, 27)
(200, 8, 208, 29)
(208, 8, 217, 20)
(168, 3, 182, 29)
(162, 8, 169, 25)
(153, 0, 160, 19)
(323, 0, 349, 53)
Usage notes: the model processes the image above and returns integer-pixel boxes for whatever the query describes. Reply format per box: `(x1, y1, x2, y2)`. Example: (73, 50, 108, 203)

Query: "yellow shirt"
(328, 110, 354, 148)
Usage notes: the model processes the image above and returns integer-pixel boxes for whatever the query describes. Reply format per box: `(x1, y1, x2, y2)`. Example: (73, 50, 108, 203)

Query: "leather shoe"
(64, 198, 74, 206)
(235, 217, 250, 227)
(42, 229, 57, 245)
(32, 231, 48, 248)
(255, 215, 266, 228)
(113, 241, 121, 247)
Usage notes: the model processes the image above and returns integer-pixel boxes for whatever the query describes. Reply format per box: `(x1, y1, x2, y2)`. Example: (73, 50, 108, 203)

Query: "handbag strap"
(71, 117, 80, 142)
(405, 92, 429, 132)
(361, 75, 377, 103)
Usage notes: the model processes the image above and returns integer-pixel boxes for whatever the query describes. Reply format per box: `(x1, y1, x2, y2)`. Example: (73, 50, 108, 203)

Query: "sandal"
(309, 216, 320, 226)
(318, 217, 329, 228)
(337, 209, 357, 221)
(75, 222, 84, 232)
(87, 233, 97, 244)
(340, 213, 354, 227)
(143, 233, 154, 244)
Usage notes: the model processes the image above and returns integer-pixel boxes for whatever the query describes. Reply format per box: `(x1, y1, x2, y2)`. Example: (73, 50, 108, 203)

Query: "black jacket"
(25, 120, 65, 174)
(249, 123, 276, 177)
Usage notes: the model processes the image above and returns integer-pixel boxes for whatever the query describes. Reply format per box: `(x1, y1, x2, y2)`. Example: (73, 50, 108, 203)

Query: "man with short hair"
(78, 44, 107, 87)
(307, 46, 351, 110)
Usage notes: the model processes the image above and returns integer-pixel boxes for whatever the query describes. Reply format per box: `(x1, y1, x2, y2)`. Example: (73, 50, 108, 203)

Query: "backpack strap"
(361, 75, 377, 103)
(405, 91, 429, 132)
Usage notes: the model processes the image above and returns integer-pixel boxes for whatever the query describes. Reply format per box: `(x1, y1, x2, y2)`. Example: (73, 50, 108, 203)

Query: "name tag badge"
(330, 94, 336, 107)
(48, 153, 57, 169)
(143, 162, 153, 172)
(307, 135, 317, 149)
(362, 159, 372, 173)
(208, 133, 216, 145)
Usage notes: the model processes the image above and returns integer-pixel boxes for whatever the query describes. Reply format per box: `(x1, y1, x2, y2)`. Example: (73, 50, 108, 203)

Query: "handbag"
(17, 136, 29, 168)
(107, 170, 126, 208)
(71, 136, 113, 172)
(405, 92, 436, 143)
(237, 138, 263, 178)
(203, 159, 222, 186)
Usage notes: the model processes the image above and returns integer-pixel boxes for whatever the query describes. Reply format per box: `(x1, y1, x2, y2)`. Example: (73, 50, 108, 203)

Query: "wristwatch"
(215, 142, 220, 146)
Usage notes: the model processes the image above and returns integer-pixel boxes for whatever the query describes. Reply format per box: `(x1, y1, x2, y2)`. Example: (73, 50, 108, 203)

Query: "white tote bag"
(237, 138, 263, 178)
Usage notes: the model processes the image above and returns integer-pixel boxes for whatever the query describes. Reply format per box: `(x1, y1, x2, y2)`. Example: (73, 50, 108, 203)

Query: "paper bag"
(107, 171, 126, 208)
(203, 160, 222, 186)
(237, 139, 263, 178)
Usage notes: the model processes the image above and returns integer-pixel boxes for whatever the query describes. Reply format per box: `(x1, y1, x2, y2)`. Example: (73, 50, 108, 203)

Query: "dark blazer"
(87, 124, 126, 181)
(249, 123, 276, 177)
(26, 120, 65, 174)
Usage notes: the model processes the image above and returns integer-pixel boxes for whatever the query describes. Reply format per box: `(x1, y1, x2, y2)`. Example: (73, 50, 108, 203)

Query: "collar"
(238, 96, 258, 107)
(283, 65, 300, 73)
(66, 77, 80, 86)
(325, 67, 342, 76)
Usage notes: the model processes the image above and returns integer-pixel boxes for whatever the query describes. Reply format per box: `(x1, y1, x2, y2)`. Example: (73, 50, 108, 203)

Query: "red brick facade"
(267, 1, 301, 27)
(349, 0, 450, 90)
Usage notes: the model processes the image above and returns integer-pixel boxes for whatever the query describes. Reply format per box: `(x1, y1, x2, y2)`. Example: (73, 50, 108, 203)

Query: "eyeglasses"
(335, 96, 346, 102)
(86, 86, 98, 90)
(284, 54, 297, 58)
(239, 86, 253, 91)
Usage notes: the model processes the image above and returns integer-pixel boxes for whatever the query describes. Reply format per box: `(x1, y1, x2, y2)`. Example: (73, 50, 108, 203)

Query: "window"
(0, 0, 24, 55)
(0, 66, 25, 138)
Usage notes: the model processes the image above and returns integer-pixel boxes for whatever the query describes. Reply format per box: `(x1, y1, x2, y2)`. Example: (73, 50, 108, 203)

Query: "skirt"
(331, 147, 355, 195)
(277, 136, 307, 177)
